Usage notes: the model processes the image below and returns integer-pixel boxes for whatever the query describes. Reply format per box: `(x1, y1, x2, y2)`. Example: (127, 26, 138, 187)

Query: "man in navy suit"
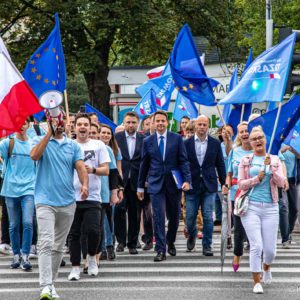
(184, 115, 226, 256)
(115, 112, 144, 254)
(137, 111, 191, 262)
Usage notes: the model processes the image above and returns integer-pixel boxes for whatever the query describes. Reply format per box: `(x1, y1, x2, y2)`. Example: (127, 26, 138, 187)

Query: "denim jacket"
(238, 154, 285, 203)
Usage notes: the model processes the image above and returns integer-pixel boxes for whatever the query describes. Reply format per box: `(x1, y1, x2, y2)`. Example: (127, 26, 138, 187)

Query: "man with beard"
(31, 116, 88, 300)
(115, 112, 144, 254)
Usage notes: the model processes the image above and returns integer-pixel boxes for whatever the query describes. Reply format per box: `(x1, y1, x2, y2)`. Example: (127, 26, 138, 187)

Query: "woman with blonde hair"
(238, 126, 285, 294)
(223, 121, 252, 271)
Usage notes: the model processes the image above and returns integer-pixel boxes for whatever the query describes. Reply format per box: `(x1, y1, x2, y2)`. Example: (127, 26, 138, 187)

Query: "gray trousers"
(36, 203, 76, 288)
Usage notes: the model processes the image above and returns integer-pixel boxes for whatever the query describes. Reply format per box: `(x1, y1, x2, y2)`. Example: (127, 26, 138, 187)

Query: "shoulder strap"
(8, 137, 14, 159)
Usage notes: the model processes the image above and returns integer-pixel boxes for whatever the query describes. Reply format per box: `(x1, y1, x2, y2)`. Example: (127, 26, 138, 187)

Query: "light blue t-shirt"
(101, 146, 117, 204)
(116, 149, 122, 161)
(31, 135, 83, 206)
(281, 144, 296, 179)
(26, 125, 46, 139)
(228, 146, 253, 201)
(249, 155, 272, 203)
(0, 137, 36, 197)
(221, 142, 229, 173)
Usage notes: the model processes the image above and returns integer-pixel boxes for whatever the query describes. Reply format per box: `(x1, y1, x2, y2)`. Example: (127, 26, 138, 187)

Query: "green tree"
(0, 0, 243, 116)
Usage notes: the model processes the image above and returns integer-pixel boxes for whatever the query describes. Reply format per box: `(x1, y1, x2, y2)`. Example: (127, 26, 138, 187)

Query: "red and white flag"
(0, 38, 42, 137)
(146, 65, 165, 79)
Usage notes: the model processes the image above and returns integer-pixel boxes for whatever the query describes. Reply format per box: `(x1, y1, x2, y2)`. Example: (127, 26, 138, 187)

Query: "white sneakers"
(262, 270, 272, 284)
(39, 285, 52, 300)
(68, 256, 98, 281)
(51, 285, 60, 300)
(88, 255, 99, 276)
(253, 283, 264, 294)
(0, 243, 12, 255)
(68, 266, 80, 281)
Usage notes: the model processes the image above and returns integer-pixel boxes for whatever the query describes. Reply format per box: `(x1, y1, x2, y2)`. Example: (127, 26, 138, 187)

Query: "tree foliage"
(4, 0, 297, 114)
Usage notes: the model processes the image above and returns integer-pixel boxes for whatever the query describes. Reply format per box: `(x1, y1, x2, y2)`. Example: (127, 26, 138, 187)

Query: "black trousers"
(0, 198, 10, 244)
(233, 214, 247, 257)
(69, 203, 102, 266)
(114, 179, 141, 248)
(141, 192, 153, 243)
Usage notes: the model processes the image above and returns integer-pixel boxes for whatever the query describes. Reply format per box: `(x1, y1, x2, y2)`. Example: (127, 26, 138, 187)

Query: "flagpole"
(267, 101, 282, 155)
(169, 117, 174, 131)
(216, 105, 226, 126)
(240, 104, 245, 123)
(63, 90, 70, 125)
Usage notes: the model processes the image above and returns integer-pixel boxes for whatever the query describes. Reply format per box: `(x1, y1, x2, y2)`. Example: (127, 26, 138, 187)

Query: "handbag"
(234, 154, 255, 217)
(233, 188, 254, 216)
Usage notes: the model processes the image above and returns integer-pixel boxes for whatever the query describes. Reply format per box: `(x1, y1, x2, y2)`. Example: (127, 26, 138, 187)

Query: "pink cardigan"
(238, 154, 285, 203)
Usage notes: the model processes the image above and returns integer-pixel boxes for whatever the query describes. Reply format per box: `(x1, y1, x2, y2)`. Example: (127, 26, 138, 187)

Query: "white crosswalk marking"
(0, 232, 300, 299)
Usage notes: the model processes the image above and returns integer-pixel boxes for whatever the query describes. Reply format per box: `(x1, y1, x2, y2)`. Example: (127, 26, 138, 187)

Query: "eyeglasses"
(250, 135, 264, 142)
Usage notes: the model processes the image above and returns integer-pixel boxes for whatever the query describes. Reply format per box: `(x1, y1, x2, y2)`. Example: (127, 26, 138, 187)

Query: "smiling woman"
(237, 125, 286, 294)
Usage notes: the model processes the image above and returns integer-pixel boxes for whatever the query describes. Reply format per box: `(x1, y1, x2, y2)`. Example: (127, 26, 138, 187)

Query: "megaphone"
(39, 90, 64, 135)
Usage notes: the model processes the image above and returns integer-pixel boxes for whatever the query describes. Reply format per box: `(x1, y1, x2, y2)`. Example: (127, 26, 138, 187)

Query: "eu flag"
(285, 118, 300, 155)
(173, 92, 198, 122)
(23, 13, 66, 121)
(85, 103, 117, 132)
(248, 94, 300, 154)
(136, 60, 174, 110)
(133, 88, 157, 119)
(220, 33, 296, 105)
(170, 24, 219, 106)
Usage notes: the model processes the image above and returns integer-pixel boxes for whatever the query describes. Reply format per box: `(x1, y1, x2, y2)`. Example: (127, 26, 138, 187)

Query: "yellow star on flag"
(36, 74, 42, 80)
(56, 55, 59, 61)
(52, 48, 56, 53)
(31, 67, 37, 73)
(30, 60, 35, 65)
(44, 78, 49, 84)
(44, 48, 48, 52)
(189, 84, 194, 89)
(35, 53, 41, 58)
(182, 86, 188, 91)
(52, 80, 56, 86)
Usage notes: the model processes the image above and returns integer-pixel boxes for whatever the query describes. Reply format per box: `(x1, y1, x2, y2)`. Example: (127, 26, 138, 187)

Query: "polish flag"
(146, 65, 165, 79)
(270, 73, 281, 79)
(0, 40, 42, 137)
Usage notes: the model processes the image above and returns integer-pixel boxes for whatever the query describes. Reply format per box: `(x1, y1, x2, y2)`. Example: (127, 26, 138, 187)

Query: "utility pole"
(266, 0, 273, 49)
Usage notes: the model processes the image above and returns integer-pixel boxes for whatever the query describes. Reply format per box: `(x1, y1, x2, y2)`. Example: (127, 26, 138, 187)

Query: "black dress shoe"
(167, 243, 176, 256)
(143, 242, 153, 251)
(187, 236, 196, 251)
(116, 244, 125, 252)
(203, 247, 214, 256)
(107, 246, 116, 260)
(129, 248, 138, 255)
(154, 252, 166, 262)
(100, 251, 107, 260)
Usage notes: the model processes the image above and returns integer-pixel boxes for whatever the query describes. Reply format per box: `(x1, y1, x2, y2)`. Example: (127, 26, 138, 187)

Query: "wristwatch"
(92, 168, 97, 174)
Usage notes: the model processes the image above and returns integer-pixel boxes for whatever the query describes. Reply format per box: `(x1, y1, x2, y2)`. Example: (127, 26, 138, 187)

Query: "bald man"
(184, 115, 226, 256)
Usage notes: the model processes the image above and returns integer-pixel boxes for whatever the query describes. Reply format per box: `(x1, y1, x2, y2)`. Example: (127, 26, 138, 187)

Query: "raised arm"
(30, 130, 52, 161)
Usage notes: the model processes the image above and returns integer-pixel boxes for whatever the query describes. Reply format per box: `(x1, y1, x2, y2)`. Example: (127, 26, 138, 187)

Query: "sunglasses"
(250, 135, 265, 142)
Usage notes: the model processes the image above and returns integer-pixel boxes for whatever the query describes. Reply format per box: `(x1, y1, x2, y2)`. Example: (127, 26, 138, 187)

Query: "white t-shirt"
(74, 139, 110, 202)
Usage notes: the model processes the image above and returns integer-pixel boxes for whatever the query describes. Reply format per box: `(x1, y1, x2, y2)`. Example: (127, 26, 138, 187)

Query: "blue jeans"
(215, 192, 222, 221)
(5, 195, 34, 255)
(186, 190, 216, 249)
